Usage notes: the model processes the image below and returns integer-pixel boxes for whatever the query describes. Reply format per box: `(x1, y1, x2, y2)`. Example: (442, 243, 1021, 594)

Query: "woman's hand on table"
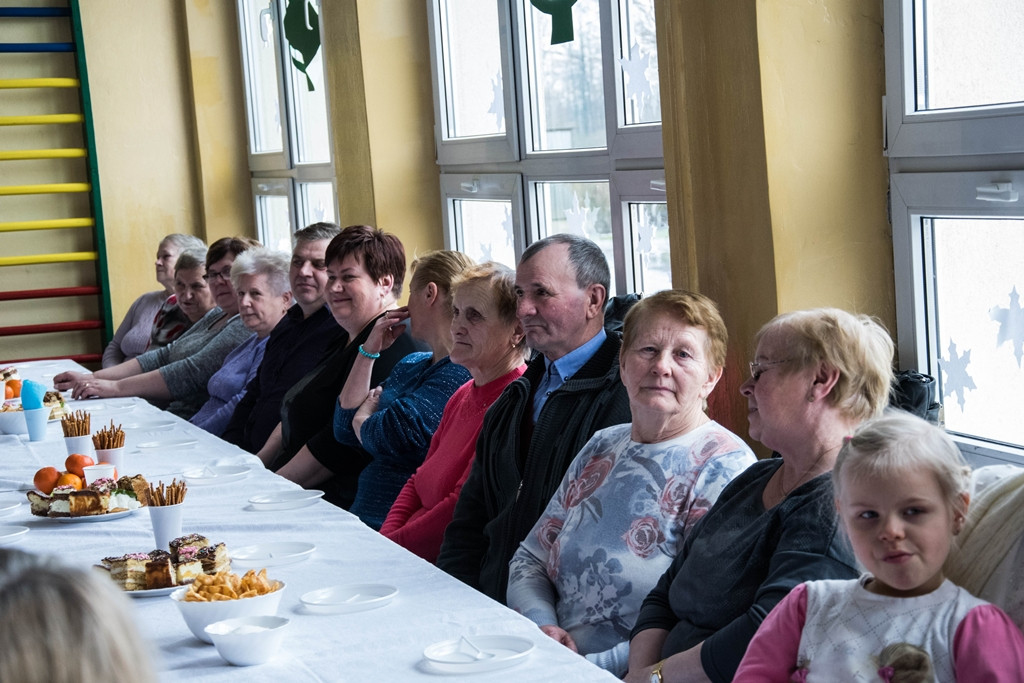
(352, 386, 382, 445)
(70, 377, 119, 400)
(540, 624, 578, 653)
(53, 370, 87, 391)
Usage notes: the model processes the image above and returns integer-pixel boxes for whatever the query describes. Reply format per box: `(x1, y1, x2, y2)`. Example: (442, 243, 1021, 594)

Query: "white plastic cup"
(82, 463, 115, 485)
(149, 503, 184, 551)
(24, 407, 50, 442)
(94, 447, 127, 474)
(64, 434, 95, 458)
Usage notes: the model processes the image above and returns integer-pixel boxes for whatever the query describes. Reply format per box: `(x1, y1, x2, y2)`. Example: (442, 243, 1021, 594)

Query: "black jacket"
(436, 333, 631, 602)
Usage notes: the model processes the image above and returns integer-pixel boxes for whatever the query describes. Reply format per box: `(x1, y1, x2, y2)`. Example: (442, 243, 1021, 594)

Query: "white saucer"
(126, 585, 179, 598)
(123, 419, 175, 431)
(300, 584, 397, 614)
(231, 542, 315, 568)
(0, 500, 21, 517)
(0, 525, 28, 546)
(137, 438, 197, 449)
(423, 635, 534, 674)
(247, 490, 323, 511)
(182, 466, 250, 486)
(53, 508, 139, 524)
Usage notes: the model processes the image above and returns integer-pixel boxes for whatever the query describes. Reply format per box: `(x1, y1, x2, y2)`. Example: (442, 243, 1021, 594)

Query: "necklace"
(775, 444, 839, 498)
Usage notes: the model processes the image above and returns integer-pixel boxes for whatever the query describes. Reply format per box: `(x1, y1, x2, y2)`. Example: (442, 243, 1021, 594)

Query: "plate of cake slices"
(0, 525, 29, 546)
(101, 536, 232, 594)
(231, 542, 315, 568)
(247, 490, 323, 511)
(137, 438, 198, 449)
(183, 465, 251, 486)
(55, 508, 138, 524)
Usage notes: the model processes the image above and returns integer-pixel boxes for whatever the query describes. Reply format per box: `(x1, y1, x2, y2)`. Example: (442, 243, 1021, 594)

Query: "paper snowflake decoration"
(563, 194, 596, 239)
(989, 286, 1024, 368)
(619, 41, 653, 117)
(501, 205, 514, 249)
(488, 71, 505, 131)
(938, 339, 977, 412)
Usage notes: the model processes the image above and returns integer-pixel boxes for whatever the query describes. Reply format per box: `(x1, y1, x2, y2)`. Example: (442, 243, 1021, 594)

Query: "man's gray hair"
(520, 233, 610, 293)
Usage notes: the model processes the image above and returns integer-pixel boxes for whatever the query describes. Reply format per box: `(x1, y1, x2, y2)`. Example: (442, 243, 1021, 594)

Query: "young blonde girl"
(734, 411, 1024, 682)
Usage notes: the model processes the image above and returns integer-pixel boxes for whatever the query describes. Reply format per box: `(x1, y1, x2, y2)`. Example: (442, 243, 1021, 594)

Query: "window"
(428, 0, 666, 294)
(885, 0, 1024, 464)
(237, 0, 336, 247)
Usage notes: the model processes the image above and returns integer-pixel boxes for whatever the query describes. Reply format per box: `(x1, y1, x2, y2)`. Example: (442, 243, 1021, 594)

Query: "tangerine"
(33, 466, 61, 495)
(65, 453, 95, 478)
(98, 462, 118, 480)
(3, 384, 11, 400)
(6, 379, 21, 398)
(55, 472, 83, 490)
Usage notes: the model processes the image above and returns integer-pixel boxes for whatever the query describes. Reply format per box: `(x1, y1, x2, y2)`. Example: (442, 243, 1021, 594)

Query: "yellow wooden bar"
(0, 148, 87, 161)
(0, 78, 79, 89)
(0, 218, 94, 232)
(0, 252, 98, 267)
(0, 182, 90, 196)
(0, 114, 84, 125)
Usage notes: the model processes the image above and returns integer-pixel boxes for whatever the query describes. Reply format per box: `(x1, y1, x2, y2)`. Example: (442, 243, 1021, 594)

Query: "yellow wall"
(757, 0, 894, 327)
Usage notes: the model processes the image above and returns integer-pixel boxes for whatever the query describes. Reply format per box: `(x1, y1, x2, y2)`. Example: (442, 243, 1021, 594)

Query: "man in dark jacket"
(436, 234, 631, 602)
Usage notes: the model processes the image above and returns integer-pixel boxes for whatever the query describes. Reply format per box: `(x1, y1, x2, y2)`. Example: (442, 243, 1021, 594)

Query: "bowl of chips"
(170, 569, 284, 644)
(205, 615, 290, 666)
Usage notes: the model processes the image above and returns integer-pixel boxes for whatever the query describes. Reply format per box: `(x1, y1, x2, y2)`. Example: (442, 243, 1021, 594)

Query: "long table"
(1, 360, 616, 682)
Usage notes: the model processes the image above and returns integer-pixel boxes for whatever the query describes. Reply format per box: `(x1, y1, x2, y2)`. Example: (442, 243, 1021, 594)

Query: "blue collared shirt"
(531, 328, 608, 423)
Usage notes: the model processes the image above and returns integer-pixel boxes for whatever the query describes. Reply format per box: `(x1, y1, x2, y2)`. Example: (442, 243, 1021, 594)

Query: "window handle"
(976, 182, 1019, 202)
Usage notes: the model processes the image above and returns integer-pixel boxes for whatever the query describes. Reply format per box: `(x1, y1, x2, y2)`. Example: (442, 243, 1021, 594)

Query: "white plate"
(123, 419, 175, 431)
(0, 501, 21, 517)
(231, 542, 315, 568)
(53, 508, 139, 524)
(137, 438, 197, 449)
(300, 584, 397, 614)
(183, 466, 251, 486)
(423, 635, 534, 674)
(126, 585, 179, 599)
(0, 525, 29, 546)
(248, 490, 323, 511)
(80, 401, 136, 416)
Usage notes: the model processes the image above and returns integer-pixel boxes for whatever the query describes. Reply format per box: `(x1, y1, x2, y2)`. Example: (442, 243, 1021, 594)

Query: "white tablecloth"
(1, 361, 616, 682)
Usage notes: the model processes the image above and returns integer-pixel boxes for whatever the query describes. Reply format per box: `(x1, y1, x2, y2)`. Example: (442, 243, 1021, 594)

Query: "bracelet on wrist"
(358, 344, 381, 359)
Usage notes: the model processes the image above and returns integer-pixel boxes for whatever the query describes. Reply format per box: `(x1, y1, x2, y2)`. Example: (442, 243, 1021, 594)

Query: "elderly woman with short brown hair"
(626, 307, 895, 683)
(507, 290, 757, 677)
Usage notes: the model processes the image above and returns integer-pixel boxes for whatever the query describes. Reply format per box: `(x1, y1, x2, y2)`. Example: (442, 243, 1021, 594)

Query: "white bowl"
(169, 581, 285, 644)
(0, 409, 27, 435)
(205, 615, 289, 666)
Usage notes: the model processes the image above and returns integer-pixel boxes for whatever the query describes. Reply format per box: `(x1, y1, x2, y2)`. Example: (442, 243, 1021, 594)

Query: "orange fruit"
(65, 453, 95, 478)
(55, 472, 83, 490)
(33, 467, 61, 495)
(6, 379, 21, 398)
(98, 462, 117, 480)
(3, 384, 11, 400)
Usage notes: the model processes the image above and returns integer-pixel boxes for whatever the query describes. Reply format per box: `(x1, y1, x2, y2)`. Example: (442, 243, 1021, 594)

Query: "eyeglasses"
(203, 268, 232, 282)
(749, 358, 791, 381)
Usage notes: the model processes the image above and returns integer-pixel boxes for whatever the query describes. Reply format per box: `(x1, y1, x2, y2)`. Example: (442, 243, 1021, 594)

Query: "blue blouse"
(333, 353, 471, 529)
(189, 335, 268, 436)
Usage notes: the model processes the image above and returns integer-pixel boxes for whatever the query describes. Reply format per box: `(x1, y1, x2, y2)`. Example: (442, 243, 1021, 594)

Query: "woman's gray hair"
(230, 247, 292, 296)
(0, 548, 157, 683)
(160, 233, 205, 254)
(757, 307, 895, 422)
(173, 247, 208, 274)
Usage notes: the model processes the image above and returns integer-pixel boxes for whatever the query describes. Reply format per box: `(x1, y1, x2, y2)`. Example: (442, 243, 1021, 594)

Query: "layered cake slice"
(47, 485, 75, 518)
(175, 546, 203, 584)
(195, 542, 231, 575)
(169, 534, 209, 562)
(144, 557, 177, 589)
(116, 475, 150, 506)
(107, 553, 148, 591)
(26, 490, 51, 517)
(68, 490, 106, 517)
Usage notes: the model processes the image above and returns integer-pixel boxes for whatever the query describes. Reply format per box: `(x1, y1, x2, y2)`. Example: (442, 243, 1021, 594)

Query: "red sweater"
(380, 365, 526, 562)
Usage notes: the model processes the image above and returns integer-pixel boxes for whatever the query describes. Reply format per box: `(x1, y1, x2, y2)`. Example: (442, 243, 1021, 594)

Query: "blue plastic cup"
(24, 407, 50, 442)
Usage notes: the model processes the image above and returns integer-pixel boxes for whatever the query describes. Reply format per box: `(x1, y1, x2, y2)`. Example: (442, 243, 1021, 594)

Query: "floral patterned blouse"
(507, 421, 756, 662)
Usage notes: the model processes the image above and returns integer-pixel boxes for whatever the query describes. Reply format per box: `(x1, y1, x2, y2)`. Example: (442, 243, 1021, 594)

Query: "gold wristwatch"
(650, 659, 665, 683)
